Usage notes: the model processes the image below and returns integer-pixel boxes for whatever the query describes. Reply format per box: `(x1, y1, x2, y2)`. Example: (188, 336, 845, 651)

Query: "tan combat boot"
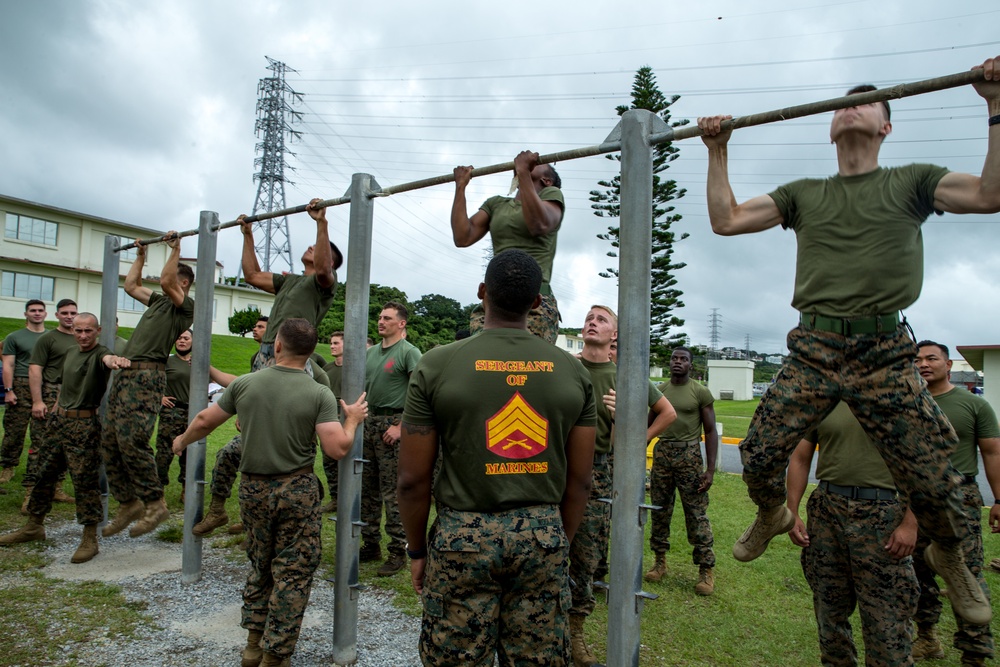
(53, 484, 75, 503)
(192, 494, 229, 537)
(924, 542, 992, 625)
(644, 552, 667, 582)
(241, 629, 264, 667)
(0, 514, 46, 545)
(227, 522, 245, 534)
(71, 524, 99, 564)
(570, 614, 599, 667)
(695, 566, 715, 596)
(20, 485, 33, 515)
(102, 498, 144, 537)
(961, 652, 987, 667)
(911, 622, 945, 660)
(377, 551, 406, 577)
(129, 498, 169, 537)
(259, 652, 291, 667)
(733, 505, 795, 562)
(0, 466, 15, 484)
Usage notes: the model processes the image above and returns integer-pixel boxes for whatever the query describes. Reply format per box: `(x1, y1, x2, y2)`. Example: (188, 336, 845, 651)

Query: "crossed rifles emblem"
(503, 438, 532, 451)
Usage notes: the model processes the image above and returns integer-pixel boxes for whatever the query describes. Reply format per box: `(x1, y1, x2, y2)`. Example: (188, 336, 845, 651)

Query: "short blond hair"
(589, 304, 618, 326)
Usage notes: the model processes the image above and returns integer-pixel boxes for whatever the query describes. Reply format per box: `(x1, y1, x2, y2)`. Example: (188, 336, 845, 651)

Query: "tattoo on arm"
(402, 422, 435, 436)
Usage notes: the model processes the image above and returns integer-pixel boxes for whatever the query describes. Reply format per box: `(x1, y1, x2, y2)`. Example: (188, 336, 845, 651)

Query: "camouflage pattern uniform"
(1, 377, 38, 481)
(420, 505, 571, 667)
(27, 412, 103, 524)
(913, 481, 995, 657)
(361, 413, 405, 554)
(568, 454, 611, 615)
(23, 382, 62, 487)
(239, 470, 322, 659)
(100, 368, 166, 503)
(154, 403, 188, 487)
(209, 435, 242, 498)
(802, 487, 918, 666)
(649, 440, 715, 566)
(741, 325, 967, 546)
(469, 293, 560, 344)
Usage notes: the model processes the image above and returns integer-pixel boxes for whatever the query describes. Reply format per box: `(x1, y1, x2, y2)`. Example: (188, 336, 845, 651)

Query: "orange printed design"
(486, 392, 548, 460)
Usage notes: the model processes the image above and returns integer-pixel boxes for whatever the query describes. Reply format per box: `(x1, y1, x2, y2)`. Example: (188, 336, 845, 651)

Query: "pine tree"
(591, 66, 689, 364)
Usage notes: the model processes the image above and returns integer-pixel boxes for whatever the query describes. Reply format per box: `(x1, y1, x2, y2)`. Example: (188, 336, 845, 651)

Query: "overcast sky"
(2, 1, 998, 355)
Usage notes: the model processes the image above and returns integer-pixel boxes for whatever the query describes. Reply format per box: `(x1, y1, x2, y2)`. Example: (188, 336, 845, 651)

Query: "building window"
(118, 287, 145, 313)
(116, 236, 137, 262)
(5, 213, 58, 246)
(1, 270, 55, 301)
(577, 340, 584, 350)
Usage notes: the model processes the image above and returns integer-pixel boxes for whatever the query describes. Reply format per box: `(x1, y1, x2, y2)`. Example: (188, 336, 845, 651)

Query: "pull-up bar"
(115, 67, 985, 253)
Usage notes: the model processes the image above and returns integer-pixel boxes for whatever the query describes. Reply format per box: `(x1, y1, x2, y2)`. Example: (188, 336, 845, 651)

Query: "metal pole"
(607, 109, 660, 667)
(97, 235, 122, 525)
(182, 211, 219, 584)
(332, 173, 379, 665)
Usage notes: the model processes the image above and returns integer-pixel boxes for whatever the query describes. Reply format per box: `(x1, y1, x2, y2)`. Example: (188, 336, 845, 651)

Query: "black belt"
(660, 439, 700, 447)
(242, 466, 313, 482)
(819, 480, 896, 501)
(370, 407, 402, 417)
(799, 312, 900, 336)
(169, 402, 189, 410)
(960, 473, 978, 485)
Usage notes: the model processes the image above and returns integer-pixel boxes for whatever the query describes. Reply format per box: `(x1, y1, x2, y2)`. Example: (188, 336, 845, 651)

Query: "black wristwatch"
(406, 544, 427, 560)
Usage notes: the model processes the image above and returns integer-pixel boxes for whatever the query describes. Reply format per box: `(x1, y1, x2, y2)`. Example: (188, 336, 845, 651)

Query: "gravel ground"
(31, 520, 422, 667)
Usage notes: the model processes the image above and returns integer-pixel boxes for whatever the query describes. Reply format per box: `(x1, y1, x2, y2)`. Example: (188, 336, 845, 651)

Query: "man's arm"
(159, 233, 187, 308)
(513, 151, 562, 237)
(979, 436, 1000, 533)
(398, 421, 439, 594)
(209, 366, 237, 388)
(561, 425, 596, 544)
(698, 404, 720, 493)
(450, 166, 492, 247)
(786, 438, 816, 548)
(29, 364, 46, 418)
(2, 355, 16, 405)
(317, 393, 368, 460)
(172, 403, 232, 455)
(124, 240, 154, 305)
(307, 198, 336, 289)
(645, 396, 676, 442)
(239, 215, 276, 293)
(934, 56, 1000, 215)
(698, 115, 786, 236)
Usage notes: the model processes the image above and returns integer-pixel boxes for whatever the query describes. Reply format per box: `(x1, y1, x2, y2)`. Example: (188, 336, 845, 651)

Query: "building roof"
(956, 345, 1000, 371)
(1, 192, 164, 237)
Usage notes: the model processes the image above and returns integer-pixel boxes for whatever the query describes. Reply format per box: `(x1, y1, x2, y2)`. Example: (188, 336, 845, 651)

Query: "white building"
(1, 194, 274, 335)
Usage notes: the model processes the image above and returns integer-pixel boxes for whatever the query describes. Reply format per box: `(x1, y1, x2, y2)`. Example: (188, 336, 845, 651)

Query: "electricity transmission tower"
(247, 56, 302, 275)
(708, 308, 721, 359)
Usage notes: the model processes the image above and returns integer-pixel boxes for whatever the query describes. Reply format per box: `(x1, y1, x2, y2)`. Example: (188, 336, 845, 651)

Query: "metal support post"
(97, 235, 122, 525)
(332, 173, 379, 665)
(182, 212, 219, 584)
(607, 109, 664, 667)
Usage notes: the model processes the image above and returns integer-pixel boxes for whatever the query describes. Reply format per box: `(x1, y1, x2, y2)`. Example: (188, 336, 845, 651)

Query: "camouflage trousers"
(569, 454, 612, 616)
(648, 439, 715, 567)
(420, 504, 572, 667)
(322, 453, 338, 502)
(16, 382, 62, 487)
(27, 413, 103, 525)
(100, 368, 165, 504)
(361, 414, 405, 554)
(802, 487, 918, 667)
(1, 377, 42, 485)
(154, 404, 188, 488)
(469, 292, 560, 344)
(209, 434, 242, 499)
(912, 481, 994, 657)
(239, 470, 322, 659)
(741, 325, 967, 545)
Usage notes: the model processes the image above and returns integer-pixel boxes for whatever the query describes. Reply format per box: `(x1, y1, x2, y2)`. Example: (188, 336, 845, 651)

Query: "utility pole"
(708, 308, 721, 359)
(245, 56, 302, 276)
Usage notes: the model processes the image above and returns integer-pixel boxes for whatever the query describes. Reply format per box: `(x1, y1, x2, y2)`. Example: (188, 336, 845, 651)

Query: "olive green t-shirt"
(218, 365, 339, 475)
(311, 361, 330, 389)
(481, 186, 565, 296)
(30, 329, 77, 385)
(114, 336, 128, 356)
(365, 338, 422, 410)
(805, 401, 895, 490)
(263, 273, 337, 344)
(165, 354, 191, 404)
(325, 360, 343, 398)
(657, 379, 714, 442)
(933, 387, 1000, 476)
(404, 327, 596, 512)
(3, 328, 45, 378)
(580, 358, 661, 454)
(58, 344, 114, 411)
(770, 164, 948, 317)
(124, 291, 195, 363)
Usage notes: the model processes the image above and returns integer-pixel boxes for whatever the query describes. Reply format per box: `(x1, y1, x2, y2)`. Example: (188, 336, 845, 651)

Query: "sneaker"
(377, 552, 406, 577)
(924, 542, 992, 626)
(733, 505, 795, 562)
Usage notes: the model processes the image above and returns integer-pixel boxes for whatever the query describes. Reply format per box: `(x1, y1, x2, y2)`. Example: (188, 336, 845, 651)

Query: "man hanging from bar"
(697, 55, 1000, 626)
(451, 150, 564, 343)
(101, 232, 194, 539)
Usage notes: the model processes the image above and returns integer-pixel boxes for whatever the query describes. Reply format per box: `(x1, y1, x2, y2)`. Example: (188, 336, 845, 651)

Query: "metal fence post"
(332, 173, 379, 665)
(98, 235, 122, 525)
(607, 109, 662, 667)
(182, 211, 219, 583)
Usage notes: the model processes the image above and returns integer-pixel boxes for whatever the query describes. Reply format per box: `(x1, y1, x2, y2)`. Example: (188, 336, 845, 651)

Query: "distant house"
(766, 355, 784, 364)
(1, 193, 274, 336)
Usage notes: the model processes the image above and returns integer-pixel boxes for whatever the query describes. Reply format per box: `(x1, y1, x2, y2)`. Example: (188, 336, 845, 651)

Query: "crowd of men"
(0, 55, 998, 667)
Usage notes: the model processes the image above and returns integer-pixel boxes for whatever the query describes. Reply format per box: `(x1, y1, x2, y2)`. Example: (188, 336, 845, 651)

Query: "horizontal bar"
(115, 67, 986, 253)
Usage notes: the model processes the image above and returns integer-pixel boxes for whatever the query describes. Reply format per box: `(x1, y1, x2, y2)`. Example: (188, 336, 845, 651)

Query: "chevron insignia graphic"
(486, 392, 548, 459)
